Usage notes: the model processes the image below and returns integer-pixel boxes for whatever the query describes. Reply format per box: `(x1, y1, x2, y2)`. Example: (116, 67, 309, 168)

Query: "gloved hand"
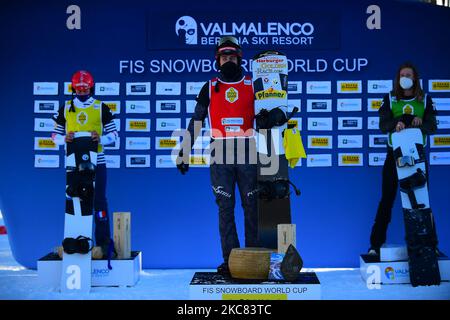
(255, 107, 288, 129)
(176, 150, 189, 175)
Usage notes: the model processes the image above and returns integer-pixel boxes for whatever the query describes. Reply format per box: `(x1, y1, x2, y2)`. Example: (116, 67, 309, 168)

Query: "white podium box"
(360, 253, 450, 284)
(189, 272, 321, 300)
(380, 244, 408, 262)
(38, 251, 142, 287)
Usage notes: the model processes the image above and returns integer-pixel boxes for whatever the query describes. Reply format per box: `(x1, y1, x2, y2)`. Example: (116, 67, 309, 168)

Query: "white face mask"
(400, 77, 414, 90)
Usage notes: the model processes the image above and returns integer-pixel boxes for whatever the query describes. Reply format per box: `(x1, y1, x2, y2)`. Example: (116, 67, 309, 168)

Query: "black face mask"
(76, 94, 90, 102)
(220, 61, 240, 80)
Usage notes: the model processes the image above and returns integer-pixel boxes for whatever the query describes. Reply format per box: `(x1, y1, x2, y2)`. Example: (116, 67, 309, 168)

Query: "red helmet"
(71, 70, 94, 90)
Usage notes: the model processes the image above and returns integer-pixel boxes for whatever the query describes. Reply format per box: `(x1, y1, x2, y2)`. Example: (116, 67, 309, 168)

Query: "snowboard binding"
(257, 178, 301, 201)
(399, 168, 427, 209)
(66, 156, 96, 201)
(62, 235, 94, 255)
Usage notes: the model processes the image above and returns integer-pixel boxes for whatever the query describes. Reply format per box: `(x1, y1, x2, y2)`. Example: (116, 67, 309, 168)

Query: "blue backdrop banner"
(0, 0, 449, 269)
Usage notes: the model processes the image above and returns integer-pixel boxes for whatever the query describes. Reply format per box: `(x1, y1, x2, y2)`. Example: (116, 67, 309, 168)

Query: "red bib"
(208, 76, 255, 139)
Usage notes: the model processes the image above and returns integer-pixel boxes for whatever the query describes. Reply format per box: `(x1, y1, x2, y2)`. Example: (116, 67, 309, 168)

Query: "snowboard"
(391, 128, 440, 287)
(61, 132, 98, 293)
(252, 51, 295, 249)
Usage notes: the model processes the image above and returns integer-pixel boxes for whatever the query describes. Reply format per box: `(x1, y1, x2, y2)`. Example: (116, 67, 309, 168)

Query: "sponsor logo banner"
(126, 119, 150, 132)
(126, 82, 151, 95)
(126, 155, 150, 168)
(307, 99, 331, 112)
(338, 117, 362, 130)
(186, 82, 205, 95)
(337, 80, 362, 94)
(367, 117, 379, 130)
(306, 154, 332, 167)
(156, 100, 181, 113)
(155, 137, 180, 150)
(367, 98, 383, 112)
(337, 135, 363, 148)
(33, 82, 58, 95)
(125, 100, 151, 114)
(429, 80, 450, 92)
(338, 153, 363, 166)
(288, 118, 302, 130)
(156, 82, 181, 95)
(190, 155, 210, 167)
(34, 155, 60, 168)
(34, 100, 59, 113)
(95, 83, 120, 96)
(430, 152, 450, 165)
(288, 99, 301, 113)
(336, 99, 362, 112)
(155, 155, 177, 168)
(34, 118, 55, 132)
(307, 135, 332, 149)
(430, 135, 450, 148)
(287, 81, 302, 94)
(367, 80, 392, 93)
(186, 100, 197, 113)
(306, 81, 331, 94)
(105, 155, 121, 168)
(192, 136, 211, 150)
(126, 137, 151, 150)
(369, 153, 387, 166)
(437, 116, 450, 129)
(103, 137, 121, 150)
(64, 82, 73, 95)
(369, 134, 388, 148)
(104, 101, 121, 114)
(307, 117, 333, 131)
(433, 98, 450, 111)
(113, 119, 121, 132)
(186, 117, 210, 129)
(156, 118, 181, 131)
(34, 137, 59, 150)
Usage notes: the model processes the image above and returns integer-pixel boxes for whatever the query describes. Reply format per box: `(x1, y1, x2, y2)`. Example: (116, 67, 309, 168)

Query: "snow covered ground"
(0, 233, 449, 300)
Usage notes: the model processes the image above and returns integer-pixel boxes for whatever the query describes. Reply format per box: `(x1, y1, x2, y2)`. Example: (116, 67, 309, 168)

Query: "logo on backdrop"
(385, 267, 395, 280)
(148, 11, 340, 50)
(175, 16, 198, 45)
(173, 16, 315, 46)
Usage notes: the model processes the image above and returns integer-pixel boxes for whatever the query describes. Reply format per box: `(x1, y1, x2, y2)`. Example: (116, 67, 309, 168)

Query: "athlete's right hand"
(65, 131, 75, 142)
(176, 150, 189, 175)
(396, 121, 406, 132)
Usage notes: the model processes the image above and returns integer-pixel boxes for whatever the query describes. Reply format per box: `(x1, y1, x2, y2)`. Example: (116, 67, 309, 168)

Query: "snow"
(0, 235, 449, 300)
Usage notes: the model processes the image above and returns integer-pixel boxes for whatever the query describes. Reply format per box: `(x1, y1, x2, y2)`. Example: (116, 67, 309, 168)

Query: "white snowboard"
(391, 128, 429, 210)
(60, 132, 97, 293)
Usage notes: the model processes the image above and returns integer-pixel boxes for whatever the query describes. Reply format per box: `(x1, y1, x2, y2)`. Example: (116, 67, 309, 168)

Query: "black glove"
(255, 107, 287, 129)
(399, 114, 415, 127)
(176, 150, 189, 175)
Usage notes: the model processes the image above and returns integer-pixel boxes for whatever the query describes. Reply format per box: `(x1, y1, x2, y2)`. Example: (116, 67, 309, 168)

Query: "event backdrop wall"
(0, 0, 449, 269)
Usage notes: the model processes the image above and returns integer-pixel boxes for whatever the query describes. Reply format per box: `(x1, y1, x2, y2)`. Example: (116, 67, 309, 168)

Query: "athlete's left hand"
(412, 117, 422, 127)
(91, 131, 100, 142)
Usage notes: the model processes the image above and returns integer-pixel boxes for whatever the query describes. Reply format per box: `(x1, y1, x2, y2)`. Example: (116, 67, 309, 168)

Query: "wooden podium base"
(228, 247, 276, 280)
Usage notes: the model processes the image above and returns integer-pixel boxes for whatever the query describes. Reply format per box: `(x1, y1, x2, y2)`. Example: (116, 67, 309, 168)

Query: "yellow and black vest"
(64, 99, 104, 153)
